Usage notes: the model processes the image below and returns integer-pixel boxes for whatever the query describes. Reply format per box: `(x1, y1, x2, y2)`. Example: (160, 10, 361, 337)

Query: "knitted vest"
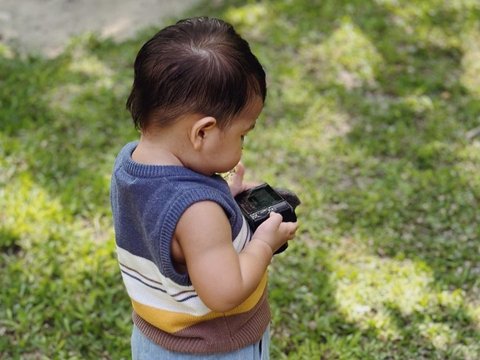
(110, 142, 270, 354)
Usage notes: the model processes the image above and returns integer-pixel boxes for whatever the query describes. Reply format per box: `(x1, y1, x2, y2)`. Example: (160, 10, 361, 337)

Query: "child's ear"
(190, 116, 217, 150)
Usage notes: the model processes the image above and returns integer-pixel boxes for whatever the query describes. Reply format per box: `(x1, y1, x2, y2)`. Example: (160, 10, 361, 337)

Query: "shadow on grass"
(320, 0, 479, 293)
(268, 244, 353, 358)
(0, 228, 21, 255)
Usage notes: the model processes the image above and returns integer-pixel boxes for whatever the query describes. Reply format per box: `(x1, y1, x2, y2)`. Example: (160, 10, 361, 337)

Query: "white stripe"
(119, 263, 166, 292)
(116, 247, 211, 315)
(116, 217, 251, 316)
(232, 216, 251, 252)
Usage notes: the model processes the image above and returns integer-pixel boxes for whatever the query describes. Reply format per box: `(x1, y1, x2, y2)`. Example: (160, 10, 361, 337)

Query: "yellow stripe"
(132, 272, 268, 333)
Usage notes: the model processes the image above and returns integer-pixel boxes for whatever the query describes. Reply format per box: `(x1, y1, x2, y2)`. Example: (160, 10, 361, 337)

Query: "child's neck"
(132, 135, 184, 166)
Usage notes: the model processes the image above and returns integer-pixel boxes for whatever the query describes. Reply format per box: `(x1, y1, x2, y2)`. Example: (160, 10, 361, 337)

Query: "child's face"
(202, 98, 263, 175)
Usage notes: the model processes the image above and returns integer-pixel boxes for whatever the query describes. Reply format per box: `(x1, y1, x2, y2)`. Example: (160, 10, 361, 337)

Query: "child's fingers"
(281, 221, 299, 239)
(267, 212, 283, 226)
(235, 162, 245, 178)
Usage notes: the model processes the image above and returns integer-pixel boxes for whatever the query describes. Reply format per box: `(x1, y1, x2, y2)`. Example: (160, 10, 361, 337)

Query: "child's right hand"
(252, 212, 298, 254)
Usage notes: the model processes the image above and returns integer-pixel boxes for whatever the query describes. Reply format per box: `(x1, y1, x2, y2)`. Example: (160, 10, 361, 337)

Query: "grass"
(1, 0, 479, 358)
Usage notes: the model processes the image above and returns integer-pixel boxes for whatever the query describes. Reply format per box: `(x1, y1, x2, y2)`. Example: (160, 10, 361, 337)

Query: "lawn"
(1, 0, 479, 359)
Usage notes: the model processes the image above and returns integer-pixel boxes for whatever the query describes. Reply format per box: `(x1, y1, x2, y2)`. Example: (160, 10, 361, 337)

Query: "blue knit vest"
(110, 142, 270, 354)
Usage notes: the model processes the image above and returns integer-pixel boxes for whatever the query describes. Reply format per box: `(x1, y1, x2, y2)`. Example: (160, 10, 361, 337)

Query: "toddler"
(110, 16, 298, 359)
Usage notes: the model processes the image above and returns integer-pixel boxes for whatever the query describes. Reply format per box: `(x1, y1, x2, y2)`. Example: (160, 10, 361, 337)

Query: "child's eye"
(241, 135, 246, 149)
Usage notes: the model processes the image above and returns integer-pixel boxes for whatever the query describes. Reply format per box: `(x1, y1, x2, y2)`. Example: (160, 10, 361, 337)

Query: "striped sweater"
(110, 142, 270, 354)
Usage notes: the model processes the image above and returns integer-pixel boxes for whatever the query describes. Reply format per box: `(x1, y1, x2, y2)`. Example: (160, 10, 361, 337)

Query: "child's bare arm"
(175, 201, 297, 312)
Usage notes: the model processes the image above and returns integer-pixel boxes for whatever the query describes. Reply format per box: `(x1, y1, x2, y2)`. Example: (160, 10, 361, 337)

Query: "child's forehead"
(239, 97, 264, 120)
(228, 99, 262, 131)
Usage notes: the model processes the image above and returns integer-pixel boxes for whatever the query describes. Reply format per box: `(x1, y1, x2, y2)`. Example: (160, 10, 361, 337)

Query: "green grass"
(1, 0, 479, 358)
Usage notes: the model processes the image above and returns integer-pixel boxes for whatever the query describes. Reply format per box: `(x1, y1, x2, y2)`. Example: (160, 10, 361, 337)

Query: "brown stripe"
(133, 290, 270, 354)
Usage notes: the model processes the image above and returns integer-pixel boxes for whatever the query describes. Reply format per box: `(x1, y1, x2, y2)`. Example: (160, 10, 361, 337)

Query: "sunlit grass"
(460, 30, 480, 97)
(332, 239, 477, 345)
(300, 17, 384, 90)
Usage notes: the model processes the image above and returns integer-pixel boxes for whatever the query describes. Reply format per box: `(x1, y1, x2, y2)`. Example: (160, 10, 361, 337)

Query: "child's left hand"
(228, 162, 259, 197)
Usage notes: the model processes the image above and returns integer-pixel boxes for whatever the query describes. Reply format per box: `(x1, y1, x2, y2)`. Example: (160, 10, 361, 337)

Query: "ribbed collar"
(120, 141, 206, 179)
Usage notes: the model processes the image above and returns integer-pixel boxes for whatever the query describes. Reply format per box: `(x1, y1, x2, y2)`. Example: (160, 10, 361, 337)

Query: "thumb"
(231, 162, 245, 189)
(268, 211, 283, 225)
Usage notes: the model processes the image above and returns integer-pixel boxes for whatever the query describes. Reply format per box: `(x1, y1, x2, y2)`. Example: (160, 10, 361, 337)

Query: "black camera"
(235, 183, 300, 254)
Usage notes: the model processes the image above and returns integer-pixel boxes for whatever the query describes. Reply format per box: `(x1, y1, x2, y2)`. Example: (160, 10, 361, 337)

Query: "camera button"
(257, 209, 269, 217)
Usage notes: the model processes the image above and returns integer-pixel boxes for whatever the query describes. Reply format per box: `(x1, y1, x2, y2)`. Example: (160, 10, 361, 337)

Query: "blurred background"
(0, 0, 200, 56)
(1, 0, 479, 359)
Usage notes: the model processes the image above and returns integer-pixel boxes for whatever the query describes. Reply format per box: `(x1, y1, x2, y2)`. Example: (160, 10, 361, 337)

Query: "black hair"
(126, 17, 266, 130)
